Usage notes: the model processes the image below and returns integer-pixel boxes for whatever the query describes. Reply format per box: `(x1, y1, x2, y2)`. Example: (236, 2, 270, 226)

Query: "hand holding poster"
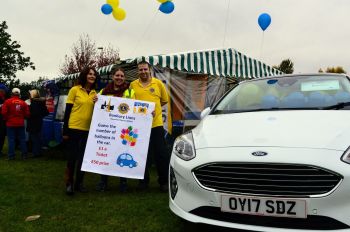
(81, 95, 155, 179)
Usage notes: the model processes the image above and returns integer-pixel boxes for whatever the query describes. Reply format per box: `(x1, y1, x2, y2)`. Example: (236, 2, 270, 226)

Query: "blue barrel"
(42, 119, 54, 146)
(54, 121, 63, 144)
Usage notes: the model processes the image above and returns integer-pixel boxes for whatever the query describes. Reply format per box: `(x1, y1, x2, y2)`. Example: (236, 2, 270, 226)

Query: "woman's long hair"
(77, 67, 99, 90)
(110, 66, 125, 76)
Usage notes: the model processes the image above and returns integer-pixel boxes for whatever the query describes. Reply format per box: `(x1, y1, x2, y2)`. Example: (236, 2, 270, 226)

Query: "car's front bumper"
(169, 147, 350, 231)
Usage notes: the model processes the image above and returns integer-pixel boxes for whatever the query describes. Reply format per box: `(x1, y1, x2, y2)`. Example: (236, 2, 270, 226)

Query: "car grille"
(193, 163, 342, 197)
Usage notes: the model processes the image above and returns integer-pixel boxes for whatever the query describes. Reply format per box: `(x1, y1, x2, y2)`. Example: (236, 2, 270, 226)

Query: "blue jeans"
(7, 127, 27, 159)
(30, 132, 42, 157)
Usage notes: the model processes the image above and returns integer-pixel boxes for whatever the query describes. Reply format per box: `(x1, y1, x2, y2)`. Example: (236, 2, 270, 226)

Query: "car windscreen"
(213, 75, 350, 114)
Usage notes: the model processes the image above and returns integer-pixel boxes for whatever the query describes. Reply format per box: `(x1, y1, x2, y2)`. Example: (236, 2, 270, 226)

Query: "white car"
(169, 74, 350, 231)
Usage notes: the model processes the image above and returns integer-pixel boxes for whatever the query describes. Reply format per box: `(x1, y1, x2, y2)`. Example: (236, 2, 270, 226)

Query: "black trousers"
(99, 175, 127, 186)
(141, 126, 169, 186)
(65, 129, 89, 188)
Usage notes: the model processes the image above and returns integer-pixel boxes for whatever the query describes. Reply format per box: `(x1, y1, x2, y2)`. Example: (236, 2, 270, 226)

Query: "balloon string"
(222, 0, 231, 48)
(96, 16, 109, 49)
(131, 10, 159, 58)
(260, 31, 265, 60)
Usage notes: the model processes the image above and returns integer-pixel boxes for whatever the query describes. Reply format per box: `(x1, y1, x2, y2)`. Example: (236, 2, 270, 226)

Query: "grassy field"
(0, 145, 239, 232)
(0, 144, 180, 232)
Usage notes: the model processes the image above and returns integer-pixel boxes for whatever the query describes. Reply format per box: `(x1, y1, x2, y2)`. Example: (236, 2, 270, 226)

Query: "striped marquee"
(134, 48, 283, 78)
(56, 48, 282, 82)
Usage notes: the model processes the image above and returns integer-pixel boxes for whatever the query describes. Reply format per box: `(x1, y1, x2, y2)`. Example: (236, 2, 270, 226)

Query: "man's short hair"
(137, 60, 151, 69)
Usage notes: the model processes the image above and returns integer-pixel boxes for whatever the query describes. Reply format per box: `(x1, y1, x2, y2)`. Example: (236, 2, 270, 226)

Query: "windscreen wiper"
(210, 109, 224, 115)
(322, 102, 350, 110)
(211, 103, 350, 114)
(234, 107, 322, 113)
(211, 107, 316, 114)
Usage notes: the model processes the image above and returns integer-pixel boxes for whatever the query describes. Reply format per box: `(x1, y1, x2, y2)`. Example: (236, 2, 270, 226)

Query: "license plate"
(221, 195, 307, 218)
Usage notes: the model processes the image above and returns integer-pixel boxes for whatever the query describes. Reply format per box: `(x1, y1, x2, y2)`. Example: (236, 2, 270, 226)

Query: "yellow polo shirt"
(66, 85, 97, 131)
(130, 78, 168, 128)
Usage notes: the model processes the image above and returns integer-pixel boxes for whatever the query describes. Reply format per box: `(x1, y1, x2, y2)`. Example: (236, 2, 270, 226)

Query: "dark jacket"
(27, 98, 49, 133)
(0, 96, 5, 122)
(0, 96, 6, 132)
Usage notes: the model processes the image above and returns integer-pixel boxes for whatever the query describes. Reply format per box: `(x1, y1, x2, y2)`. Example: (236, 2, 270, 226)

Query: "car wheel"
(129, 164, 133, 168)
(120, 162, 124, 167)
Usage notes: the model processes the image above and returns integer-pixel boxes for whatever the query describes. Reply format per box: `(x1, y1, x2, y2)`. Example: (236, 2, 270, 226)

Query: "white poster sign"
(81, 95, 155, 179)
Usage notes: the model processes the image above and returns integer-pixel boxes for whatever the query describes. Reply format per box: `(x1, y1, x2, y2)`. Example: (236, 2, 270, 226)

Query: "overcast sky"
(2, 0, 350, 82)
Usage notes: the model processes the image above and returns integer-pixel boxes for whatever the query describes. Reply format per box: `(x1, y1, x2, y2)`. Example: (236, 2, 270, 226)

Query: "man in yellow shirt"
(130, 61, 169, 192)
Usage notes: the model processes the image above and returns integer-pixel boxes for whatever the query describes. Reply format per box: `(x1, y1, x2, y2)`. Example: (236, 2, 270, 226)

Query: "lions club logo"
(118, 103, 130, 114)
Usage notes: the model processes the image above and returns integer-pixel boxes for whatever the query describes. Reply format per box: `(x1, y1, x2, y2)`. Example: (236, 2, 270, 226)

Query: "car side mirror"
(200, 107, 211, 119)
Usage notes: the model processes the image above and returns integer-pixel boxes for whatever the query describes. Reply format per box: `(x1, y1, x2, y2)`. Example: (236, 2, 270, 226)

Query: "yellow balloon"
(112, 8, 126, 21)
(107, 0, 119, 8)
(157, 0, 171, 3)
(107, 0, 119, 11)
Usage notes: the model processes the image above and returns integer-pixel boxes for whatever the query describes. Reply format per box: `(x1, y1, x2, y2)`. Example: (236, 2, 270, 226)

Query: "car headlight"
(173, 131, 196, 161)
(341, 147, 350, 164)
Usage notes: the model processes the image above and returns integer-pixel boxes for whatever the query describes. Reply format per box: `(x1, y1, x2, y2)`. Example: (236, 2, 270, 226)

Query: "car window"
(213, 75, 350, 113)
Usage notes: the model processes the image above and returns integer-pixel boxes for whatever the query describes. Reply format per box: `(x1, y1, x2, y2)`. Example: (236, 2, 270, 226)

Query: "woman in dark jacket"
(97, 66, 134, 193)
(26, 89, 49, 157)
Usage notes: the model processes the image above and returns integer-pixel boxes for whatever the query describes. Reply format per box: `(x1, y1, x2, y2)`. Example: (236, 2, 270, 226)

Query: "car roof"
(239, 73, 349, 85)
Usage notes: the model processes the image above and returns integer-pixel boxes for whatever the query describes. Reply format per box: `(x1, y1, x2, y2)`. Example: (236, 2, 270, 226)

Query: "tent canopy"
(130, 48, 282, 78)
(56, 48, 283, 82)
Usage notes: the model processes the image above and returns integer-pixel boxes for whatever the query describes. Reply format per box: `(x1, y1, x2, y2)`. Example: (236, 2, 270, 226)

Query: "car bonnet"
(192, 110, 350, 151)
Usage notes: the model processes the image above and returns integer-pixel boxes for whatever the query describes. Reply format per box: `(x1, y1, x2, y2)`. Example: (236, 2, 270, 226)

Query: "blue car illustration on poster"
(117, 153, 138, 168)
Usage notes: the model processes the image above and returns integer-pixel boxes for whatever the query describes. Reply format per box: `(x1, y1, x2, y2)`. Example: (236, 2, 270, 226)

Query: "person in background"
(130, 61, 170, 192)
(26, 89, 49, 157)
(63, 67, 99, 195)
(97, 66, 135, 193)
(0, 84, 8, 157)
(1, 88, 30, 160)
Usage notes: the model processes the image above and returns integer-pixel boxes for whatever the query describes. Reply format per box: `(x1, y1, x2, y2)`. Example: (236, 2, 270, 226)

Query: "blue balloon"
(159, 1, 175, 14)
(101, 4, 113, 15)
(258, 13, 271, 31)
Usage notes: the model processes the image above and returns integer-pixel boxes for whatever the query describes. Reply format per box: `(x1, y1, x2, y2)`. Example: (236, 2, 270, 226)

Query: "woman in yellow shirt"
(63, 67, 99, 195)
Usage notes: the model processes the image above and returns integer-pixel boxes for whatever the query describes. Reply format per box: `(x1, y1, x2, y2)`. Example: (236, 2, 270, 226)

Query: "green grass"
(0, 145, 187, 232)
(0, 144, 239, 232)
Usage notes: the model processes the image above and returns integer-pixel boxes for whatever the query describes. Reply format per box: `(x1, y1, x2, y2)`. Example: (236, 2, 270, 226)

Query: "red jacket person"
(1, 88, 30, 160)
